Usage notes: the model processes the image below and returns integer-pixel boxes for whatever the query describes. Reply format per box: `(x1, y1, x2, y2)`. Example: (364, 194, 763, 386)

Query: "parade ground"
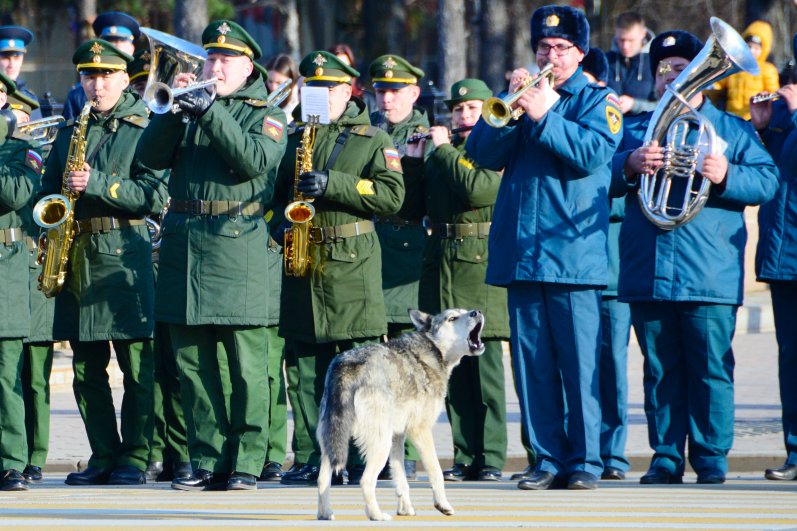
(2, 292, 795, 527)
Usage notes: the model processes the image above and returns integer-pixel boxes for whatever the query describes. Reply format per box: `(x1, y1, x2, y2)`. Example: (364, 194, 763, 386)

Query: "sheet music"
(301, 86, 330, 124)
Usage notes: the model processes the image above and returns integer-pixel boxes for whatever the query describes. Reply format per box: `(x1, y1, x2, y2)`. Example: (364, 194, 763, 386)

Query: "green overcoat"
(276, 99, 405, 343)
(136, 75, 288, 326)
(40, 93, 168, 341)
(0, 136, 39, 338)
(419, 139, 509, 339)
(372, 109, 429, 323)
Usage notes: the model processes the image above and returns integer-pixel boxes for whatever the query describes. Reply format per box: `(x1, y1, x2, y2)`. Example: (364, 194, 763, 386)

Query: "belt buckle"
(309, 226, 324, 244)
(191, 199, 205, 216)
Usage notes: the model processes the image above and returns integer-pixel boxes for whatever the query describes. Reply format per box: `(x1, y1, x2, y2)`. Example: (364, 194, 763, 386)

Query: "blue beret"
(649, 30, 703, 77)
(530, 5, 589, 54)
(582, 47, 609, 83)
(0, 26, 33, 54)
(93, 12, 140, 41)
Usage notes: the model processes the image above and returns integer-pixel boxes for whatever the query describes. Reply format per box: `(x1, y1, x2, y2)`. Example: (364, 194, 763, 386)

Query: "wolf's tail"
(317, 360, 353, 471)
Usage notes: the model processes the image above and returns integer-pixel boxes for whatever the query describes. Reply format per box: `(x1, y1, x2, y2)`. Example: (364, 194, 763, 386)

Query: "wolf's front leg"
(390, 434, 415, 516)
(410, 428, 454, 516)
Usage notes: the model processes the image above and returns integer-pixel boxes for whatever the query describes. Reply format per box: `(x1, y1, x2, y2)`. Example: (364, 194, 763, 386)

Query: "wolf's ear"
(408, 309, 432, 332)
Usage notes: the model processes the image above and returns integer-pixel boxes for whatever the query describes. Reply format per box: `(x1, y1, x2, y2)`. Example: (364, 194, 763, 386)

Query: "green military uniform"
(41, 41, 168, 480)
(277, 51, 404, 481)
(0, 72, 40, 491)
(419, 79, 509, 478)
(136, 21, 288, 483)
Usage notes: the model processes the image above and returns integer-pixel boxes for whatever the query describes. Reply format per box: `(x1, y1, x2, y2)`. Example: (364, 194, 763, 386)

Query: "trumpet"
(16, 115, 65, 144)
(265, 79, 293, 108)
(751, 92, 779, 104)
(482, 63, 555, 128)
(145, 77, 218, 115)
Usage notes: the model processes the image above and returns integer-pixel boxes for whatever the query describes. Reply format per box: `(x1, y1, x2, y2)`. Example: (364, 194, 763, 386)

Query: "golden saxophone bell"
(481, 63, 555, 128)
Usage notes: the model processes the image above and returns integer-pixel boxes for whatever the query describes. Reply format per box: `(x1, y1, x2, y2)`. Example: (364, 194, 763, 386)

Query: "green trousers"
(284, 337, 376, 467)
(0, 338, 27, 471)
(265, 326, 287, 465)
(446, 339, 508, 470)
(387, 322, 420, 462)
(169, 324, 269, 476)
(71, 339, 153, 471)
(150, 322, 188, 464)
(22, 342, 53, 468)
(285, 343, 310, 465)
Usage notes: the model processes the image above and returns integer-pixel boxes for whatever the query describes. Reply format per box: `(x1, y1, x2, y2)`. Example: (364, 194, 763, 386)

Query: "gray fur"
(317, 308, 486, 521)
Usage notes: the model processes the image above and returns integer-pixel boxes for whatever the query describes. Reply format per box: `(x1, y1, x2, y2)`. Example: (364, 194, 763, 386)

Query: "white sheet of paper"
(301, 86, 330, 124)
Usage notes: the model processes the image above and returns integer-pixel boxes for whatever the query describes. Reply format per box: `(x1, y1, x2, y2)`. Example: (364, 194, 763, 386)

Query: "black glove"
(297, 170, 329, 198)
(175, 87, 215, 119)
(0, 109, 16, 138)
(273, 220, 291, 247)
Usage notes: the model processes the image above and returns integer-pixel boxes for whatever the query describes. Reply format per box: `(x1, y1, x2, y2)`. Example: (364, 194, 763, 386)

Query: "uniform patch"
(264, 209, 274, 223)
(109, 182, 121, 199)
(606, 93, 621, 109)
(458, 157, 474, 170)
(263, 116, 284, 141)
(383, 147, 402, 172)
(356, 179, 375, 195)
(606, 105, 622, 135)
(25, 150, 42, 172)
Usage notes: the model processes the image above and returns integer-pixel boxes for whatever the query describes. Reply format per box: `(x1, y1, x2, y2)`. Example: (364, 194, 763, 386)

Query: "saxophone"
(32, 102, 92, 297)
(283, 115, 319, 277)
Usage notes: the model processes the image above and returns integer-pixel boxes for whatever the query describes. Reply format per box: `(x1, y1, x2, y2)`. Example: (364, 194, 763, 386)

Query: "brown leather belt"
(169, 199, 265, 217)
(0, 227, 23, 245)
(309, 220, 375, 244)
(433, 222, 491, 239)
(375, 215, 422, 226)
(75, 217, 146, 235)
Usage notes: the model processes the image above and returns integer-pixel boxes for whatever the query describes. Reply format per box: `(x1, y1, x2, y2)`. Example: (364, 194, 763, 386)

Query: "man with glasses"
(466, 5, 622, 491)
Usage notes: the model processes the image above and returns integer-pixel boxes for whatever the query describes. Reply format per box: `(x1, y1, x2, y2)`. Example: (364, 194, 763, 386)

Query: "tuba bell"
(16, 115, 65, 144)
(139, 27, 217, 115)
(638, 17, 759, 230)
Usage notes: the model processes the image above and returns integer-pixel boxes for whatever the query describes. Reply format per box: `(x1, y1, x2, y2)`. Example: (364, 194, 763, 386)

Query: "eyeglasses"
(537, 43, 576, 56)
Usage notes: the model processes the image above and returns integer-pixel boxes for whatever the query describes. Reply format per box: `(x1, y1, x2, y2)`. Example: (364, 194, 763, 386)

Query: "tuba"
(15, 115, 65, 144)
(139, 27, 217, 115)
(33, 102, 92, 297)
(283, 115, 319, 277)
(638, 17, 759, 230)
(482, 63, 554, 128)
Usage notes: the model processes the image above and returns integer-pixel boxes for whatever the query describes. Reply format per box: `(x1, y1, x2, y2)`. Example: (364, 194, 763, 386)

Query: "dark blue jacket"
(607, 33, 656, 115)
(466, 68, 623, 287)
(756, 101, 797, 281)
(614, 100, 779, 305)
(62, 84, 86, 121)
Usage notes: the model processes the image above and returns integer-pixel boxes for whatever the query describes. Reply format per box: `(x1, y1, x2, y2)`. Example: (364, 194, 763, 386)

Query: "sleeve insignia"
(25, 150, 43, 172)
(606, 93, 622, 109)
(263, 116, 285, 141)
(606, 105, 622, 135)
(383, 147, 403, 173)
(458, 157, 474, 170)
(356, 179, 375, 195)
(109, 182, 121, 199)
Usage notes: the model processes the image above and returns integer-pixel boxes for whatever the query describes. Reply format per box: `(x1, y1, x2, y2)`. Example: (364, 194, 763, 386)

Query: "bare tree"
(75, 0, 96, 46)
(283, 0, 301, 60)
(479, 0, 510, 91)
(174, 0, 208, 43)
(437, 0, 466, 91)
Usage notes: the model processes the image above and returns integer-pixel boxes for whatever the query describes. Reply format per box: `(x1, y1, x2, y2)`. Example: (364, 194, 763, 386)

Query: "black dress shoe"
(1, 470, 29, 491)
(258, 461, 284, 481)
(443, 463, 473, 481)
(696, 471, 725, 484)
(144, 461, 163, 482)
(765, 464, 797, 481)
(280, 464, 319, 485)
(65, 465, 112, 486)
(172, 469, 229, 491)
(511, 465, 534, 481)
(517, 470, 557, 490)
(169, 462, 193, 481)
(640, 467, 683, 485)
(286, 462, 305, 474)
(568, 471, 599, 490)
(346, 464, 365, 485)
(108, 465, 146, 485)
(601, 466, 626, 480)
(22, 465, 42, 482)
(227, 471, 258, 490)
(477, 466, 502, 481)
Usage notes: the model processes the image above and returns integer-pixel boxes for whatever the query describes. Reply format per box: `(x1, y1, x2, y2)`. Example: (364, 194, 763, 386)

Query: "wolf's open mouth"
(468, 319, 484, 352)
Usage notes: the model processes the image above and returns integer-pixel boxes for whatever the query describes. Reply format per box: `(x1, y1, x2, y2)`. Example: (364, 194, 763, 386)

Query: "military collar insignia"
(217, 22, 231, 35)
(458, 87, 468, 96)
(90, 42, 103, 54)
(545, 14, 559, 27)
(313, 53, 327, 66)
(663, 36, 676, 47)
(382, 56, 397, 69)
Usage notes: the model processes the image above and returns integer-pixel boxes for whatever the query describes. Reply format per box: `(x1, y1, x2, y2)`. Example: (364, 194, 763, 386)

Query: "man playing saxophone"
(276, 50, 405, 486)
(39, 39, 168, 486)
(613, 30, 778, 485)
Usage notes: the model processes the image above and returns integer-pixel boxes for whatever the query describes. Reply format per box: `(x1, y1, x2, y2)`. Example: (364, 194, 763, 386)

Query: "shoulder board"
(351, 125, 379, 137)
(244, 98, 269, 107)
(121, 115, 149, 128)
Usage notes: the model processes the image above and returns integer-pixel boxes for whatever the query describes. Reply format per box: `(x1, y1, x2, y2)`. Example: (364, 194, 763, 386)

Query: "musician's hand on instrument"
(626, 141, 664, 176)
(429, 126, 450, 147)
(68, 169, 91, 192)
(509, 68, 530, 94)
(297, 170, 329, 198)
(780, 84, 797, 113)
(749, 92, 773, 130)
(175, 87, 214, 118)
(173, 73, 195, 89)
(701, 154, 728, 185)
(405, 138, 425, 158)
(618, 95, 634, 114)
(0, 108, 16, 138)
(519, 77, 559, 121)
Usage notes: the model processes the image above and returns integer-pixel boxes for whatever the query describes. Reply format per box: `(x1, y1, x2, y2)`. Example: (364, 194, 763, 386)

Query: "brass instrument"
(16, 115, 65, 144)
(140, 27, 217, 115)
(33, 102, 92, 297)
(265, 79, 293, 108)
(751, 92, 779, 104)
(481, 63, 555, 128)
(638, 17, 759, 230)
(283, 115, 319, 277)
